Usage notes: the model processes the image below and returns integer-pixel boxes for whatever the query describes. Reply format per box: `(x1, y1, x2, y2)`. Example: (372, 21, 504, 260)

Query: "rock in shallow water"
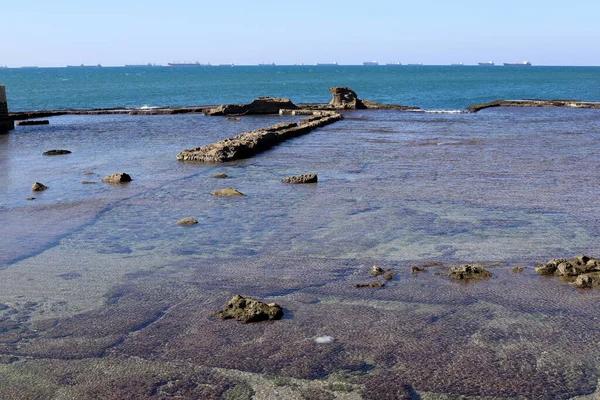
(42, 149, 71, 156)
(101, 173, 132, 184)
(448, 264, 492, 281)
(210, 188, 245, 197)
(176, 218, 198, 226)
(31, 182, 48, 191)
(281, 174, 318, 184)
(214, 295, 283, 323)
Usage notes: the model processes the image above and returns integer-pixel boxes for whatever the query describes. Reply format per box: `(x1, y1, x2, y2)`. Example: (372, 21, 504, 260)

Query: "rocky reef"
(177, 112, 342, 163)
(204, 97, 297, 116)
(535, 255, 600, 288)
(101, 173, 132, 184)
(467, 99, 600, 113)
(448, 264, 492, 281)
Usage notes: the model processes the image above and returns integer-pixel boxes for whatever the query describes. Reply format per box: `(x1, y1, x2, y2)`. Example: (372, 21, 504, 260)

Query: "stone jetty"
(204, 97, 297, 116)
(0, 85, 14, 133)
(177, 112, 342, 163)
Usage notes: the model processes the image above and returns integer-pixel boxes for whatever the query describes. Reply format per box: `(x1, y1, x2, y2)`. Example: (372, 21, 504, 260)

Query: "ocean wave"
(408, 109, 465, 114)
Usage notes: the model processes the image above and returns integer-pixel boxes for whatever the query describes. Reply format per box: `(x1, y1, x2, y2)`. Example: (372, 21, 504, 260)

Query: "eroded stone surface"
(328, 87, 366, 110)
(210, 188, 245, 197)
(31, 182, 48, 192)
(176, 218, 198, 226)
(448, 264, 492, 281)
(282, 174, 318, 184)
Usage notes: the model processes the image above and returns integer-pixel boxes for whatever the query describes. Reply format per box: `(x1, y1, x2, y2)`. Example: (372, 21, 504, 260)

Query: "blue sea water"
(1, 65, 600, 111)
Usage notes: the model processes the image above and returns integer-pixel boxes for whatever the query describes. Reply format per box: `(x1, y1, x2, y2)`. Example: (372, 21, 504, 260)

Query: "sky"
(1, 0, 599, 67)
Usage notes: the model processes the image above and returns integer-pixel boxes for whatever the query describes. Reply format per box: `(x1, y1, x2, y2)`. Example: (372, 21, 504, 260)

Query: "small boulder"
(370, 265, 384, 277)
(448, 264, 492, 281)
(281, 174, 318, 184)
(214, 295, 283, 323)
(355, 282, 386, 288)
(511, 267, 525, 273)
(102, 173, 132, 184)
(411, 266, 425, 274)
(31, 182, 48, 191)
(43, 149, 71, 156)
(176, 218, 198, 226)
(210, 188, 245, 196)
(212, 173, 228, 179)
(26, 197, 36, 201)
(572, 274, 594, 289)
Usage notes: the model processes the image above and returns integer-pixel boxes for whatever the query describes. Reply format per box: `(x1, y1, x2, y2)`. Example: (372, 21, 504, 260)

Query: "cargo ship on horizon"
(67, 64, 102, 68)
(315, 62, 338, 66)
(167, 62, 211, 67)
(504, 61, 532, 66)
(478, 61, 495, 66)
(363, 61, 379, 66)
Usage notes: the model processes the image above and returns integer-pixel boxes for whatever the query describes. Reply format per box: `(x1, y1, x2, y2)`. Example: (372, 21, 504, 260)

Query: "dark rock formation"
(328, 87, 366, 109)
(0, 85, 14, 133)
(31, 182, 48, 192)
(176, 218, 198, 226)
(448, 264, 492, 281)
(43, 149, 71, 156)
(177, 112, 342, 163)
(81, 181, 97, 184)
(355, 282, 386, 288)
(101, 173, 132, 183)
(214, 295, 283, 323)
(467, 99, 600, 113)
(281, 174, 318, 184)
(535, 255, 600, 288)
(17, 120, 49, 126)
(411, 266, 425, 274)
(204, 97, 297, 116)
(210, 188, 245, 197)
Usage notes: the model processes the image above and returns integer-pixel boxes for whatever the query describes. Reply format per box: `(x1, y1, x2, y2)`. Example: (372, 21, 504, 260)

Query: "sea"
(1, 65, 600, 399)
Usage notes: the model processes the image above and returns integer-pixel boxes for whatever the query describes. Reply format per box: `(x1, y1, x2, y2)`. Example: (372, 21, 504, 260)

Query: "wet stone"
(355, 282, 386, 288)
(101, 173, 132, 184)
(42, 149, 71, 156)
(411, 266, 425, 274)
(282, 174, 318, 184)
(511, 267, 525, 273)
(211, 173, 228, 179)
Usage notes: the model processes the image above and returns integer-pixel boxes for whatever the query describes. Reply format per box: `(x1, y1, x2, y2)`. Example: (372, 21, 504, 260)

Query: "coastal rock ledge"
(535, 255, 600, 288)
(177, 112, 342, 163)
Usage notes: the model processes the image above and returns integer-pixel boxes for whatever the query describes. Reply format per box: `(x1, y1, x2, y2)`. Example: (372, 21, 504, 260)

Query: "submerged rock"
(281, 174, 318, 184)
(176, 218, 198, 226)
(101, 173, 132, 184)
(370, 265, 384, 277)
(210, 188, 245, 197)
(511, 267, 525, 273)
(17, 119, 49, 126)
(448, 264, 492, 281)
(411, 266, 425, 274)
(535, 255, 599, 277)
(355, 282, 386, 288)
(43, 149, 71, 156)
(211, 173, 228, 179)
(31, 182, 48, 191)
(214, 295, 283, 323)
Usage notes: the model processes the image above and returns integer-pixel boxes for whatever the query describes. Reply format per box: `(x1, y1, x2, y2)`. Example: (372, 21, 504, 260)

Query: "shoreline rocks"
(214, 295, 283, 323)
(177, 112, 342, 163)
(101, 173, 132, 184)
(328, 87, 366, 109)
(535, 255, 600, 288)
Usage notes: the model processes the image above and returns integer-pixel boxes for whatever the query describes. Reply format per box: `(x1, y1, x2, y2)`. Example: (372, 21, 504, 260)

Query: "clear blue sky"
(1, 0, 599, 66)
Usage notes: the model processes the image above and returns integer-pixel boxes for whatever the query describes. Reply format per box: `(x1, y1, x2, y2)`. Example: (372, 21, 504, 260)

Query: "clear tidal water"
(1, 73, 600, 398)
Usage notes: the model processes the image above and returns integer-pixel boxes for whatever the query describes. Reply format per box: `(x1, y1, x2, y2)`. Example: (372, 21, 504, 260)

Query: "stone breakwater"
(467, 99, 600, 112)
(176, 112, 343, 163)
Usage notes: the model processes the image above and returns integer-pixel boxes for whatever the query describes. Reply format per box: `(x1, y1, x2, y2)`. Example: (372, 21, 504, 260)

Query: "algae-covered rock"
(448, 264, 491, 281)
(210, 188, 245, 197)
(214, 295, 283, 323)
(535, 255, 599, 277)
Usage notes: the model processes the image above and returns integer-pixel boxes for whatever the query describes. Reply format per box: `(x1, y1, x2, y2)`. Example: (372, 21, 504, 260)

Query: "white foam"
(314, 336, 334, 344)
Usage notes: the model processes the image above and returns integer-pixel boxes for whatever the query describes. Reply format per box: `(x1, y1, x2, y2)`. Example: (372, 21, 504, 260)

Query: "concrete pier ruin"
(0, 85, 14, 133)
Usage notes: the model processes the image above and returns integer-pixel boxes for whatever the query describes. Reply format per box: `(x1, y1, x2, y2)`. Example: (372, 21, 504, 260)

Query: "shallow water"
(0, 108, 599, 398)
